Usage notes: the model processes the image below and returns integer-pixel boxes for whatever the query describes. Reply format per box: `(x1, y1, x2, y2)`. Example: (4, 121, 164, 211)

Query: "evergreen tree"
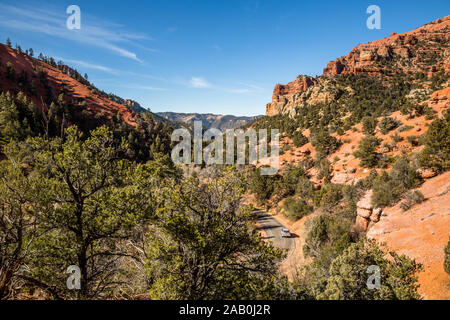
(22, 126, 158, 298)
(353, 135, 381, 168)
(146, 167, 291, 299)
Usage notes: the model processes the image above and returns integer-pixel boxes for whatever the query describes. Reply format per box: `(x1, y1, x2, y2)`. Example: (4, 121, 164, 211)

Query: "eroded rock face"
(367, 172, 450, 299)
(323, 18, 448, 77)
(273, 75, 317, 96)
(266, 75, 318, 116)
(266, 78, 338, 116)
(370, 208, 382, 222)
(357, 207, 372, 219)
(355, 190, 383, 232)
(357, 190, 373, 210)
(355, 215, 370, 232)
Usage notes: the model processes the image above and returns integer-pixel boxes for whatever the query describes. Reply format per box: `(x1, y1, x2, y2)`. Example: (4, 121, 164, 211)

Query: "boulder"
(298, 146, 311, 155)
(357, 190, 373, 210)
(347, 167, 357, 174)
(373, 208, 382, 216)
(331, 172, 354, 185)
(355, 215, 370, 232)
(370, 209, 382, 222)
(417, 168, 437, 179)
(357, 207, 372, 219)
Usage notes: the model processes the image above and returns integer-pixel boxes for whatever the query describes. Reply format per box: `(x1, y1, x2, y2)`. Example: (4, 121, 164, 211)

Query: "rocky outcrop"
(354, 190, 383, 232)
(273, 75, 317, 96)
(324, 17, 449, 77)
(330, 171, 356, 185)
(266, 75, 318, 116)
(266, 15, 450, 117)
(266, 78, 339, 117)
(418, 168, 438, 179)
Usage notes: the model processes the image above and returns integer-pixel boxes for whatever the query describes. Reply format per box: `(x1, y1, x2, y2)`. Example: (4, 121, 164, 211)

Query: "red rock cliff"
(266, 15, 450, 116)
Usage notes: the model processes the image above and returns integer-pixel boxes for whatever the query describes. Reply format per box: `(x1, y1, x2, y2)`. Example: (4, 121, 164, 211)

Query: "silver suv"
(280, 228, 291, 238)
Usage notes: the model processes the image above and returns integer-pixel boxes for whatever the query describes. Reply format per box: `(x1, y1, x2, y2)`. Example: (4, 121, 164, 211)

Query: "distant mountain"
(156, 112, 263, 130)
(105, 94, 148, 114)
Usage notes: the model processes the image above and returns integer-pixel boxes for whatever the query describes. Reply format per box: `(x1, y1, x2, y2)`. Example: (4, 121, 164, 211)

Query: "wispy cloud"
(0, 3, 154, 63)
(181, 77, 263, 94)
(121, 84, 168, 91)
(189, 77, 211, 88)
(231, 82, 264, 93)
(55, 57, 116, 73)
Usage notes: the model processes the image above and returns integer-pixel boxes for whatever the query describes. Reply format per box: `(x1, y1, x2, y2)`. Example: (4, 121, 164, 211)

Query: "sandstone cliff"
(266, 15, 450, 116)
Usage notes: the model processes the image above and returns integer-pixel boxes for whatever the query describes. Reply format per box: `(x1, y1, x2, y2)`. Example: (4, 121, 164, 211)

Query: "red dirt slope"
(367, 172, 450, 300)
(0, 44, 136, 126)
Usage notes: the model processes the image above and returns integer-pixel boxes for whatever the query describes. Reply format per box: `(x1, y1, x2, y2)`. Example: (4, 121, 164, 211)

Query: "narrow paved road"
(255, 210, 294, 251)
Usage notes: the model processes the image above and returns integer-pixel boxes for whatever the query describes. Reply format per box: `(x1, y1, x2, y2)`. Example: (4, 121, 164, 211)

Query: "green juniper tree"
(21, 126, 159, 298)
(146, 167, 292, 299)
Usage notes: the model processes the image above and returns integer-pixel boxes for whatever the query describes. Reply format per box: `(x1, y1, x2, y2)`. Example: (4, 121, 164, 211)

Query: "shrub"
(418, 110, 450, 172)
(445, 239, 450, 275)
(277, 164, 307, 198)
(372, 157, 422, 208)
(282, 197, 313, 221)
(303, 214, 352, 259)
(314, 154, 332, 182)
(399, 125, 414, 132)
(336, 127, 344, 135)
(310, 128, 340, 155)
(295, 176, 315, 200)
(391, 156, 422, 188)
(292, 131, 308, 147)
(248, 166, 280, 202)
(362, 116, 378, 135)
(400, 190, 425, 211)
(5, 62, 15, 81)
(318, 238, 423, 300)
(406, 135, 421, 146)
(353, 135, 381, 168)
(378, 116, 401, 134)
(390, 132, 403, 142)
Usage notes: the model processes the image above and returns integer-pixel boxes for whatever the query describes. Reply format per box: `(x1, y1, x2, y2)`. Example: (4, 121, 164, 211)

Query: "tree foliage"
(353, 135, 381, 168)
(146, 167, 292, 299)
(418, 110, 450, 172)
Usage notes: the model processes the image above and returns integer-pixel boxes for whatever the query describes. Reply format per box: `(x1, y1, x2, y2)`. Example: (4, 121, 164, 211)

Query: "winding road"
(255, 210, 294, 251)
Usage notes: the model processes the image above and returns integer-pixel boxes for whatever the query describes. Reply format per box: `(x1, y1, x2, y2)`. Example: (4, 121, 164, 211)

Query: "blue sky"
(0, 1, 448, 116)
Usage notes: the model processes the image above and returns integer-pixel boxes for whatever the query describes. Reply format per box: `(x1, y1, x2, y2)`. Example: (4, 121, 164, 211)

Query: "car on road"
(280, 228, 291, 238)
